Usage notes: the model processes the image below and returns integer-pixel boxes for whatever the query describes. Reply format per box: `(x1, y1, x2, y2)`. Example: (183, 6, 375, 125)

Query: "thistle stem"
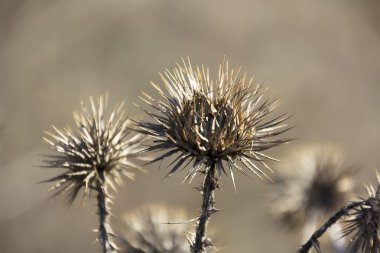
(192, 162, 218, 253)
(97, 182, 118, 253)
(298, 201, 367, 253)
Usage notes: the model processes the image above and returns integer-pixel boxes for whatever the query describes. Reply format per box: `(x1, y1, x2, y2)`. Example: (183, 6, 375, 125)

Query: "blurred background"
(0, 0, 380, 252)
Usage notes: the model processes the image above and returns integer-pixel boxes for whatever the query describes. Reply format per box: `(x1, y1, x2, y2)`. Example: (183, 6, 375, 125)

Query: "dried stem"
(97, 180, 118, 253)
(192, 162, 218, 253)
(298, 201, 367, 253)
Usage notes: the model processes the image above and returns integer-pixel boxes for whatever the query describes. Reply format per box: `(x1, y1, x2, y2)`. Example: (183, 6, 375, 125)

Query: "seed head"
(343, 173, 380, 253)
(121, 204, 188, 253)
(272, 145, 356, 231)
(42, 95, 146, 205)
(135, 58, 291, 186)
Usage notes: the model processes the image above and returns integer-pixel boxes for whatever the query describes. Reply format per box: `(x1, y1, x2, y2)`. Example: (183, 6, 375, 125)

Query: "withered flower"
(272, 146, 355, 233)
(121, 204, 188, 253)
(42, 95, 146, 203)
(42, 95, 146, 253)
(136, 58, 290, 185)
(136, 58, 290, 253)
(344, 175, 380, 253)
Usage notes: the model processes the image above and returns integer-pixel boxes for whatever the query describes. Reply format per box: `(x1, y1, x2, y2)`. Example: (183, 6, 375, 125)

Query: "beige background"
(0, 1, 380, 252)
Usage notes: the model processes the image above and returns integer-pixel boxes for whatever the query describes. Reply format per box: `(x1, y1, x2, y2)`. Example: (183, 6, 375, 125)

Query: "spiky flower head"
(272, 145, 355, 231)
(343, 174, 380, 253)
(135, 58, 290, 186)
(121, 204, 188, 253)
(42, 95, 146, 205)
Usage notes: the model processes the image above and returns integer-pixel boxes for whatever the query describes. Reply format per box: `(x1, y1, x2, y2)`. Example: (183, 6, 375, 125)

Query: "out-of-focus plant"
(299, 172, 380, 253)
(272, 145, 356, 252)
(120, 204, 189, 253)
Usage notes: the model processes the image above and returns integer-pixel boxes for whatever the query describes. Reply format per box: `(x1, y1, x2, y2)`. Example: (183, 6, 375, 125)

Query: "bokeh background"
(0, 1, 380, 252)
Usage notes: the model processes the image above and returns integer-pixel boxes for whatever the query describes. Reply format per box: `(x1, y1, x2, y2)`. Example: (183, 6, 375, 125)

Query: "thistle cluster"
(35, 58, 380, 253)
(40, 58, 292, 253)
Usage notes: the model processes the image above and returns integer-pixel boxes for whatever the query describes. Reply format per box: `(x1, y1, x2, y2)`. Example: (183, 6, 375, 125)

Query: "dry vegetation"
(1, 1, 380, 253)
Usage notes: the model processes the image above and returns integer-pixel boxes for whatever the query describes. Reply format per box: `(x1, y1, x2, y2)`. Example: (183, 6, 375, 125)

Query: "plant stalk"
(298, 201, 366, 253)
(192, 162, 218, 253)
(97, 181, 118, 253)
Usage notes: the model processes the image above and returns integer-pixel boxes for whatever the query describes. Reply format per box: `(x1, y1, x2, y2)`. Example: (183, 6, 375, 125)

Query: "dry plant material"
(272, 145, 355, 243)
(121, 204, 189, 253)
(42, 95, 147, 253)
(343, 176, 380, 253)
(135, 58, 291, 252)
(299, 173, 380, 253)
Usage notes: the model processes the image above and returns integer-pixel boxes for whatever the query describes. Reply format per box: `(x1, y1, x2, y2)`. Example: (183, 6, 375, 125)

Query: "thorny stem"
(192, 162, 218, 253)
(298, 201, 367, 253)
(97, 180, 118, 253)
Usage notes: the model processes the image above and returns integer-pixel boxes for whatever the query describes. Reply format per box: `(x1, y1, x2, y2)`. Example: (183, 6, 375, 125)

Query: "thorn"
(203, 237, 214, 248)
(208, 207, 219, 215)
(193, 186, 203, 193)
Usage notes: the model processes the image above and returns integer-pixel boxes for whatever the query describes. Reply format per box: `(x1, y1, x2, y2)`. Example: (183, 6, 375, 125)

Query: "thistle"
(41, 95, 146, 253)
(135, 58, 291, 252)
(272, 145, 355, 252)
(343, 175, 380, 253)
(299, 172, 380, 253)
(120, 204, 189, 253)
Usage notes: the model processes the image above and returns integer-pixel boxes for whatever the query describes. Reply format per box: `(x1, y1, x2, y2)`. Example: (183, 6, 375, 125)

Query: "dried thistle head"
(135, 58, 291, 186)
(42, 95, 147, 205)
(343, 174, 380, 253)
(121, 204, 189, 253)
(272, 145, 356, 231)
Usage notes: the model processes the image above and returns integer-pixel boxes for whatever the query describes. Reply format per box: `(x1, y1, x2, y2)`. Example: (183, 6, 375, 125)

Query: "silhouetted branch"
(298, 201, 367, 253)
